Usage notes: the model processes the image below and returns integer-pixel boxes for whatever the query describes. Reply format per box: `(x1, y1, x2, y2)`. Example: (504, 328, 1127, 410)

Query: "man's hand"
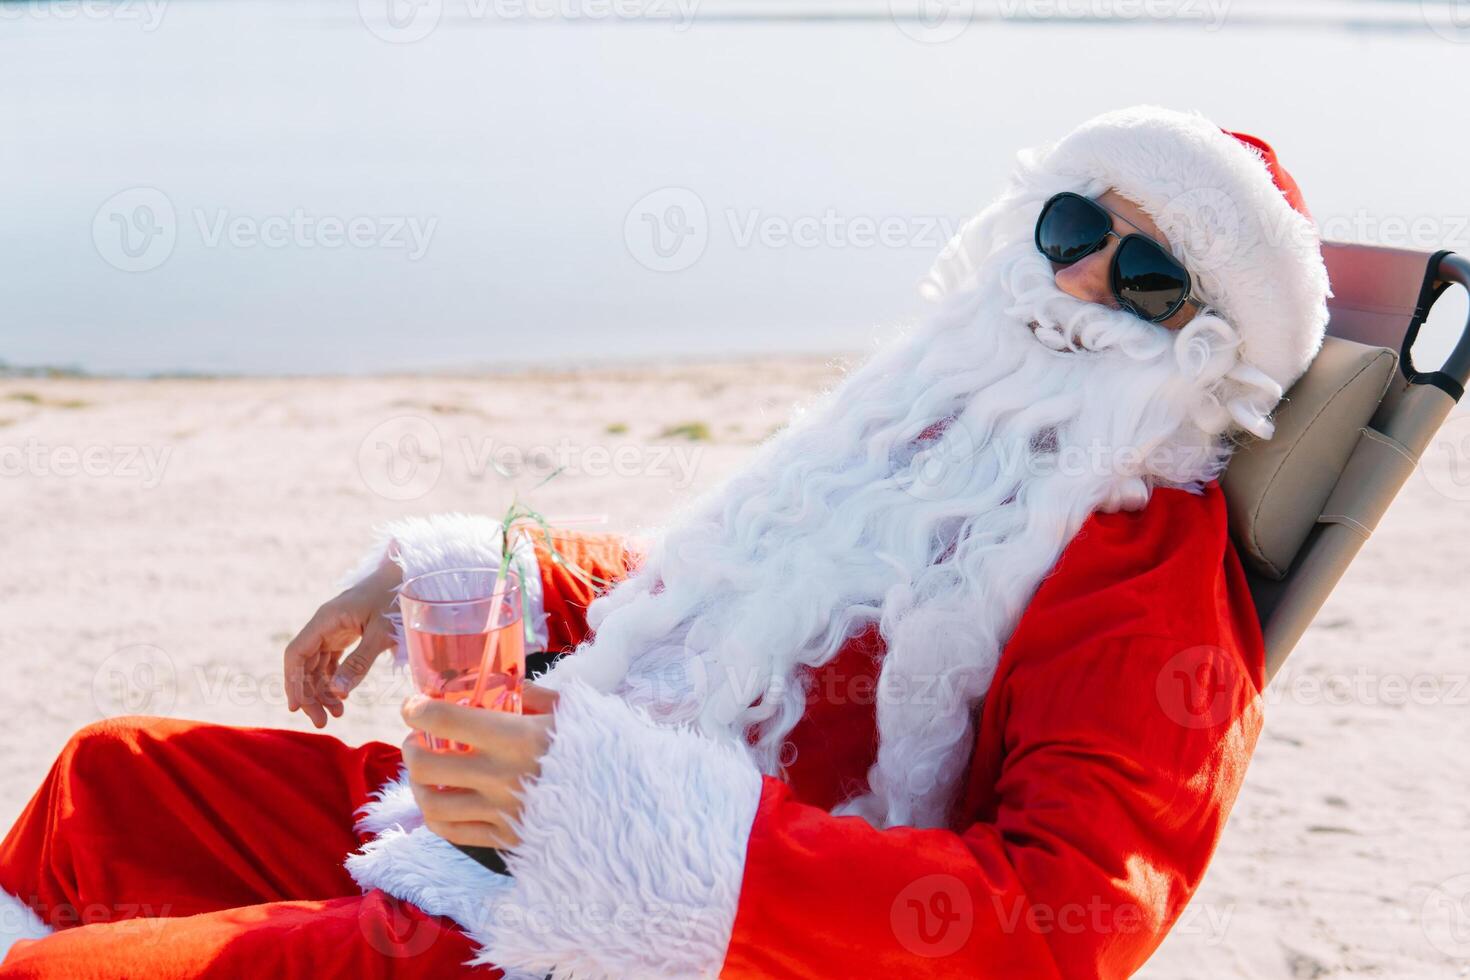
(401, 685, 560, 849)
(283, 556, 401, 728)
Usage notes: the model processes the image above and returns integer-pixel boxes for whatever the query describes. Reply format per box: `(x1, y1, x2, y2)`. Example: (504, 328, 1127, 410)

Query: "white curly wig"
(542, 105, 1332, 829)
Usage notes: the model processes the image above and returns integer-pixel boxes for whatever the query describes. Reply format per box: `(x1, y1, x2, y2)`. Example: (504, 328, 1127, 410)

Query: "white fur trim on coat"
(353, 765, 424, 836)
(345, 821, 540, 980)
(0, 889, 52, 964)
(346, 682, 763, 979)
(343, 513, 548, 664)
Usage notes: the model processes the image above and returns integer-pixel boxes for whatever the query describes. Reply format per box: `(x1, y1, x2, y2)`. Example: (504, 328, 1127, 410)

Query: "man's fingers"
(401, 734, 497, 789)
(289, 645, 344, 726)
(361, 614, 395, 657)
(301, 701, 328, 729)
(284, 610, 351, 708)
(328, 649, 375, 699)
(282, 619, 324, 713)
(406, 755, 524, 811)
(401, 696, 527, 754)
(522, 683, 560, 715)
(329, 632, 391, 699)
(410, 783, 520, 824)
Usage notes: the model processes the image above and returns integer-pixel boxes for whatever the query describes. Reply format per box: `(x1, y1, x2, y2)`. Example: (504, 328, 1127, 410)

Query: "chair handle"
(1403, 250, 1470, 401)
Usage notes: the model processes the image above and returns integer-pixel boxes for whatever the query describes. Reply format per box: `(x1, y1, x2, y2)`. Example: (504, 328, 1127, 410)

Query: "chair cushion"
(1221, 336, 1398, 580)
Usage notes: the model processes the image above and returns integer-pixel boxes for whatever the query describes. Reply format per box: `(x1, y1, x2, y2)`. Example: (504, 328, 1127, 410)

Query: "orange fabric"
(721, 483, 1265, 979)
(0, 718, 485, 978)
(527, 528, 643, 653)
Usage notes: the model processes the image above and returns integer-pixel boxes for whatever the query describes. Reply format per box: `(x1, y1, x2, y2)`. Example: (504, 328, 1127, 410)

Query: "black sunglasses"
(1034, 191, 1204, 324)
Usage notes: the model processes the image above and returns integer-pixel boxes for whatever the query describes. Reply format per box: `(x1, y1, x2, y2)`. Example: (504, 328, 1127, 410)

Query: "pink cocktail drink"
(399, 568, 524, 753)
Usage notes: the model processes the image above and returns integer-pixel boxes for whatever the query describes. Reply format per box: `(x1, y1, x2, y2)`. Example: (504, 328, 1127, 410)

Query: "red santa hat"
(1038, 105, 1332, 393)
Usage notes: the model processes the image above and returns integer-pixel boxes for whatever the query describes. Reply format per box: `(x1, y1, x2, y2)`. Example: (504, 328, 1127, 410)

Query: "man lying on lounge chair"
(0, 105, 1331, 979)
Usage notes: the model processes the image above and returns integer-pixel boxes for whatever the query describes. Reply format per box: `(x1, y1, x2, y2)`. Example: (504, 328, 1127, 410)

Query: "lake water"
(2, 0, 1468, 375)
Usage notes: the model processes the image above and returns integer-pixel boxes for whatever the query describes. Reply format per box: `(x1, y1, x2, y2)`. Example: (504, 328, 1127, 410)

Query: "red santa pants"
(0, 716, 494, 979)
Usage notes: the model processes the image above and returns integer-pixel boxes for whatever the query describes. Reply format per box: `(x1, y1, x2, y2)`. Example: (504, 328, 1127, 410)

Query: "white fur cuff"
(479, 681, 763, 978)
(345, 684, 763, 978)
(342, 513, 548, 663)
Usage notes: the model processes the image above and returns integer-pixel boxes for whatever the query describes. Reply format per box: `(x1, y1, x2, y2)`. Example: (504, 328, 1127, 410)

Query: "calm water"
(2, 0, 1468, 375)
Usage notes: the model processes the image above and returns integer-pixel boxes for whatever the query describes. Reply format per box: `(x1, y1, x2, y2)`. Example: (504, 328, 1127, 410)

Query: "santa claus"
(0, 105, 1331, 979)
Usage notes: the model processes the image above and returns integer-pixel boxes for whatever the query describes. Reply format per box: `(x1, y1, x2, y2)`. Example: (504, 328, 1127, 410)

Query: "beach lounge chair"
(1221, 244, 1470, 679)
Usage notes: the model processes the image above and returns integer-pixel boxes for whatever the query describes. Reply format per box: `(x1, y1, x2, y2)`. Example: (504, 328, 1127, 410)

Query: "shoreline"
(0, 349, 866, 384)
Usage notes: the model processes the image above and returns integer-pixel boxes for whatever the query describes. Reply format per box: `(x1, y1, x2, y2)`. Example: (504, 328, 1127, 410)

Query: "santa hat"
(1038, 105, 1332, 393)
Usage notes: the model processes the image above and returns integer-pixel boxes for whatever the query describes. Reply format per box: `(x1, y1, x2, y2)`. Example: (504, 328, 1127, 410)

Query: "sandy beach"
(2, 360, 1468, 977)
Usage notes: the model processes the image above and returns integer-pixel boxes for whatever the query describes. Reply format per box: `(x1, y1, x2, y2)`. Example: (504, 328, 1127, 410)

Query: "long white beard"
(543, 231, 1254, 830)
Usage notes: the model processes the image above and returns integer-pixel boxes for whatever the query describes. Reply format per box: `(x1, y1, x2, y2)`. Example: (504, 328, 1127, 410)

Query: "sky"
(3, 0, 1468, 375)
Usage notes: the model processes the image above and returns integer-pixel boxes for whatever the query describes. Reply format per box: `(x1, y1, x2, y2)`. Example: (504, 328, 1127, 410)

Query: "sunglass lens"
(1036, 195, 1112, 264)
(1113, 236, 1190, 322)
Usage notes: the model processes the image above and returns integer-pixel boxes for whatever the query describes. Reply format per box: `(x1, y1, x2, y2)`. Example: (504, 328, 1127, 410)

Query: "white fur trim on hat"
(1034, 105, 1331, 392)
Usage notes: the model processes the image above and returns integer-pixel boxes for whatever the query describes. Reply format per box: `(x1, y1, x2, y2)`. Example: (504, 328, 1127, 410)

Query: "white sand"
(1, 364, 1467, 977)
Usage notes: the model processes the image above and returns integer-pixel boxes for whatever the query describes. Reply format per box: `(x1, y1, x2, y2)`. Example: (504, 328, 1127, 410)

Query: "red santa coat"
(0, 481, 1263, 979)
(395, 478, 1263, 978)
(722, 481, 1265, 978)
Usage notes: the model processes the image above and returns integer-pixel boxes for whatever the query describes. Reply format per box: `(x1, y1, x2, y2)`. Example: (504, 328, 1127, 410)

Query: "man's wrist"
(355, 549, 403, 604)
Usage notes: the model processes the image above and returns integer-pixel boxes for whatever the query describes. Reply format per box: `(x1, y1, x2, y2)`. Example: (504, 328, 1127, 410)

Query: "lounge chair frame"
(1244, 244, 1470, 679)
